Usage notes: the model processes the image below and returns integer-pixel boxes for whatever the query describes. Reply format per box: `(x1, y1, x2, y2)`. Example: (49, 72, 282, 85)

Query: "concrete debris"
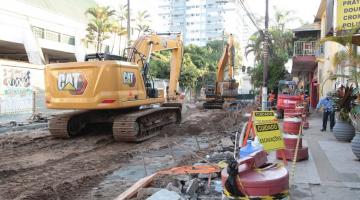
(146, 189, 184, 200)
(137, 187, 162, 199)
(221, 137, 234, 149)
(166, 182, 182, 194)
(174, 174, 191, 182)
(214, 144, 224, 152)
(208, 151, 233, 163)
(197, 172, 218, 179)
(183, 193, 198, 200)
(185, 178, 199, 195)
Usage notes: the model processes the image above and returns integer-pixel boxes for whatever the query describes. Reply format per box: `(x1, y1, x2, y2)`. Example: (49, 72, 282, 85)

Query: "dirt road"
(0, 108, 243, 200)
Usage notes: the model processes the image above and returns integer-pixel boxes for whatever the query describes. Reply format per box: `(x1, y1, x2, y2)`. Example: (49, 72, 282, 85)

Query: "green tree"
(116, 4, 128, 54)
(180, 54, 200, 89)
(148, 40, 225, 92)
(85, 5, 116, 53)
(135, 10, 151, 37)
(247, 8, 293, 90)
(109, 21, 126, 54)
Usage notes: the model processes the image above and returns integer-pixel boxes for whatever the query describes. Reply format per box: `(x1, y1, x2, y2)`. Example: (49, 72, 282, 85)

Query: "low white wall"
(0, 60, 44, 115)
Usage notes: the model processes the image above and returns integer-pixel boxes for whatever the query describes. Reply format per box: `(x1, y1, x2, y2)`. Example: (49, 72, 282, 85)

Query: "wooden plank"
(114, 172, 159, 200)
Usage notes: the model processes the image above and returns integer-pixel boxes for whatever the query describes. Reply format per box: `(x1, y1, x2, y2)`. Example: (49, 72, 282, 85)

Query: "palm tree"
(135, 24, 150, 37)
(245, 31, 264, 64)
(135, 10, 151, 37)
(273, 7, 297, 31)
(85, 5, 116, 53)
(109, 21, 126, 54)
(116, 4, 128, 55)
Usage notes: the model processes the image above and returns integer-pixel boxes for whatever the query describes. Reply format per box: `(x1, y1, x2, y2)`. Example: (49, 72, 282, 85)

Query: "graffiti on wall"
(0, 66, 33, 114)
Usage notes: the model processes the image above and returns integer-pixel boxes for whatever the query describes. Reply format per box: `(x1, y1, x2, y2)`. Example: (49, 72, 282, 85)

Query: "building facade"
(0, 0, 96, 119)
(158, 0, 254, 93)
(157, 0, 246, 46)
(0, 0, 95, 65)
(292, 0, 360, 105)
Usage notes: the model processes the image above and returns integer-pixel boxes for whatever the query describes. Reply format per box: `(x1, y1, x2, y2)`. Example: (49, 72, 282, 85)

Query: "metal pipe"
(234, 122, 248, 160)
(127, 0, 130, 47)
(262, 0, 269, 111)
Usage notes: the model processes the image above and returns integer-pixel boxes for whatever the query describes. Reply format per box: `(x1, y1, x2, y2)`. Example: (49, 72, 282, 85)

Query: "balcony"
(294, 41, 316, 56)
(292, 41, 318, 74)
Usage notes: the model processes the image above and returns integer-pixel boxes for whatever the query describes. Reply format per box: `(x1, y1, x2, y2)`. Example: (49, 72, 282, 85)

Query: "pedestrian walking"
(316, 92, 335, 132)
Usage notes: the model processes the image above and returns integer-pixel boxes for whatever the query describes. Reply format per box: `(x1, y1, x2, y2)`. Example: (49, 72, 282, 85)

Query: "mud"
(0, 107, 243, 200)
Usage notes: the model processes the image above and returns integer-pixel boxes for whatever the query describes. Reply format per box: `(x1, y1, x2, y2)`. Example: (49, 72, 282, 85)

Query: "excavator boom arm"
(128, 34, 183, 100)
(215, 34, 235, 95)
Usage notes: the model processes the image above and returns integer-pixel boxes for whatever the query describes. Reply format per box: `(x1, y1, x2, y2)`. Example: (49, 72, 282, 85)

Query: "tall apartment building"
(158, 0, 246, 46)
(158, 0, 254, 93)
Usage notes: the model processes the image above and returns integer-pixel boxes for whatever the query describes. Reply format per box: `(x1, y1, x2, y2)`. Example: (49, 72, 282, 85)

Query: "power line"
(236, 0, 262, 32)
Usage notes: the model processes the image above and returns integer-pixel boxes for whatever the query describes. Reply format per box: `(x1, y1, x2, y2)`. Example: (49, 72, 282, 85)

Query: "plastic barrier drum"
(221, 151, 289, 199)
(276, 133, 308, 161)
(283, 109, 302, 134)
(277, 108, 309, 161)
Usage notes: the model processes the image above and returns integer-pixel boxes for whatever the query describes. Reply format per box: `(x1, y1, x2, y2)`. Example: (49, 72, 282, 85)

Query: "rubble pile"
(135, 135, 236, 200)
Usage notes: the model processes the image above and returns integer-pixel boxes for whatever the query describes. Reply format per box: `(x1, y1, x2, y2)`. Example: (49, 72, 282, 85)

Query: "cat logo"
(57, 72, 87, 95)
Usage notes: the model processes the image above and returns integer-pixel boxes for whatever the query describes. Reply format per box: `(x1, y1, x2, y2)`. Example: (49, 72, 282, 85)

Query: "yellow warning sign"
(253, 111, 276, 122)
(254, 122, 285, 152)
(337, 0, 360, 31)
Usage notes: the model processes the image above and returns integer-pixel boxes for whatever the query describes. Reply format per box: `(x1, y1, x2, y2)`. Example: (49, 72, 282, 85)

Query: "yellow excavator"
(45, 33, 183, 142)
(203, 34, 239, 109)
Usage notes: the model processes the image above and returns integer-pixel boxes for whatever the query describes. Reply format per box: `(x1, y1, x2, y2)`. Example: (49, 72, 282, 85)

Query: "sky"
(244, 0, 322, 29)
(96, 0, 323, 69)
(96, 0, 322, 30)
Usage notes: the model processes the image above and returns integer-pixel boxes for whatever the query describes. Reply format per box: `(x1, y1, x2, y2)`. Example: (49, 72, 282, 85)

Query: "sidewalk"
(285, 113, 360, 200)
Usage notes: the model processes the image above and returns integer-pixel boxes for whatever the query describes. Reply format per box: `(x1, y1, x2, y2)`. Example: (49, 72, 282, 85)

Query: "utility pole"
(262, 0, 269, 111)
(127, 0, 131, 47)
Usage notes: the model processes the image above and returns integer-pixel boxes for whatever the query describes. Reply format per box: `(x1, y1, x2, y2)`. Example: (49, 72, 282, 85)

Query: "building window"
(32, 26, 75, 45)
(45, 30, 60, 42)
(32, 27, 44, 38)
(60, 34, 75, 45)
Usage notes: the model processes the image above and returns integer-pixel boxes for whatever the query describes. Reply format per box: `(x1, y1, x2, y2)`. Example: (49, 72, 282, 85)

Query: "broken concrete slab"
(146, 189, 184, 200)
(197, 173, 218, 179)
(166, 182, 182, 194)
(174, 174, 191, 182)
(185, 179, 199, 195)
(221, 137, 234, 149)
(137, 187, 162, 199)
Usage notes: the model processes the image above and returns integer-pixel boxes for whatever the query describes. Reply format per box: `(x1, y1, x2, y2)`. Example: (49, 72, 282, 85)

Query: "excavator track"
(48, 111, 88, 138)
(113, 107, 181, 142)
(203, 100, 224, 109)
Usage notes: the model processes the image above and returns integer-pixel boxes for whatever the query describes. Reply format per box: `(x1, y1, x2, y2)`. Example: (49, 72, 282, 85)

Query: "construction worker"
(316, 92, 335, 132)
(268, 90, 276, 109)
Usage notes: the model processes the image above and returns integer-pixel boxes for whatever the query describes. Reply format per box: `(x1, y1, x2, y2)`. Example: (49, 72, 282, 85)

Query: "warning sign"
(253, 122, 285, 152)
(253, 111, 276, 122)
(337, 0, 360, 31)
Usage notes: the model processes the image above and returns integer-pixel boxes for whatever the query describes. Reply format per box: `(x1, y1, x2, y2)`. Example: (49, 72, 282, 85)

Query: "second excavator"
(203, 34, 239, 109)
(45, 33, 183, 142)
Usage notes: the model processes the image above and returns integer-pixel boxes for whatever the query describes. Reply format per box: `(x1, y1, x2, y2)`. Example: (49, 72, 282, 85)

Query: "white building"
(0, 0, 97, 118)
(158, 0, 246, 46)
(0, 0, 96, 65)
(157, 0, 254, 93)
